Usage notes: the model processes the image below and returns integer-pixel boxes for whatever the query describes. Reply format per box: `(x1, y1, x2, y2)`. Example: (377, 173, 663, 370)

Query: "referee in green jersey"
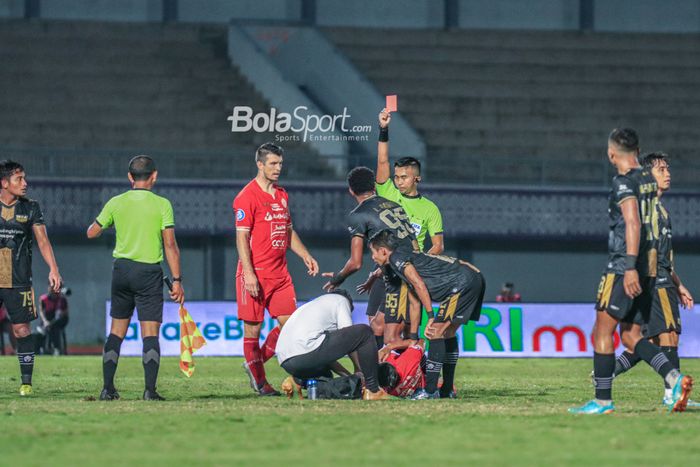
(358, 108, 445, 349)
(87, 156, 184, 401)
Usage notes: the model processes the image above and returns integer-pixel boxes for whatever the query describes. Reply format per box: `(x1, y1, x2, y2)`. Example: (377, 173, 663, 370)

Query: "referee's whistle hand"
(170, 282, 185, 304)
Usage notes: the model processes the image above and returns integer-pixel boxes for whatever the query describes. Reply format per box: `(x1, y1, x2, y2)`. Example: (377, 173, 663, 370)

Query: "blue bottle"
(307, 379, 318, 400)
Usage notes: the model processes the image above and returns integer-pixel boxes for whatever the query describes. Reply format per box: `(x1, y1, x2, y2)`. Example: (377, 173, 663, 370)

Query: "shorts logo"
(610, 305, 620, 311)
(15, 215, 28, 223)
(236, 209, 246, 222)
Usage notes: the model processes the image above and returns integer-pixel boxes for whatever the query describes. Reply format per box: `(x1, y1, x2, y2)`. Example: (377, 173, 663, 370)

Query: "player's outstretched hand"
(321, 272, 336, 292)
(678, 284, 694, 309)
(378, 108, 391, 128)
(356, 273, 377, 295)
(170, 282, 185, 305)
(304, 255, 319, 276)
(49, 269, 62, 294)
(623, 269, 641, 299)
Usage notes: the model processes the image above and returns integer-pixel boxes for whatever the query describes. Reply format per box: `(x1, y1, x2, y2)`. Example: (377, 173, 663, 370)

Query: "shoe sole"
(672, 376, 694, 413)
(241, 363, 261, 394)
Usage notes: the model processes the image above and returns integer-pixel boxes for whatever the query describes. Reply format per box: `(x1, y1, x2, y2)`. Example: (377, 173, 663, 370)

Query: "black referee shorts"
(111, 258, 164, 322)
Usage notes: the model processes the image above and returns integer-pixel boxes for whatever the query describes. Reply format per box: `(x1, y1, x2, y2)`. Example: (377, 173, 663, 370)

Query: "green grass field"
(1, 356, 699, 466)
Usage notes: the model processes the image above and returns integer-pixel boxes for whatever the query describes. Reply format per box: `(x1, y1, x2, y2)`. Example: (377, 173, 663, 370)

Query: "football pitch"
(1, 357, 698, 466)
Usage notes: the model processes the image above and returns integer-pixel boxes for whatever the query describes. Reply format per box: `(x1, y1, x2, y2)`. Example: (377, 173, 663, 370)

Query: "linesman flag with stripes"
(179, 304, 206, 377)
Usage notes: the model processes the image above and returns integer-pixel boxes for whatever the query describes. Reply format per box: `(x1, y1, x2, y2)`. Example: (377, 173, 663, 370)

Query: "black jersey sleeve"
(389, 249, 414, 276)
(346, 212, 367, 238)
(29, 200, 45, 225)
(611, 175, 637, 205)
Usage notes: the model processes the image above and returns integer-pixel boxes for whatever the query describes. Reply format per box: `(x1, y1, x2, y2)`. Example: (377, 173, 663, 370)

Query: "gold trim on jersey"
(0, 248, 12, 288)
(1, 205, 15, 222)
(658, 288, 676, 329)
(647, 248, 657, 278)
(397, 282, 408, 321)
(597, 273, 615, 310)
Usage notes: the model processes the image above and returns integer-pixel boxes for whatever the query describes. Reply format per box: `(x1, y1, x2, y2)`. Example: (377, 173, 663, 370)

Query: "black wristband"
(378, 126, 389, 142)
(409, 332, 419, 341)
(624, 255, 637, 271)
(172, 277, 182, 282)
(329, 272, 346, 287)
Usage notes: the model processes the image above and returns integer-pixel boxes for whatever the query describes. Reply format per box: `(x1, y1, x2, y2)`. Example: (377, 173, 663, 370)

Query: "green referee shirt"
(376, 179, 443, 251)
(95, 189, 175, 264)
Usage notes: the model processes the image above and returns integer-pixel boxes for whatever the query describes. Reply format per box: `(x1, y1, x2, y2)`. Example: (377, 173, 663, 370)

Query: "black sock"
(142, 336, 161, 392)
(634, 339, 678, 385)
(102, 333, 123, 391)
(440, 337, 459, 397)
(425, 339, 445, 394)
(613, 350, 641, 377)
(17, 336, 35, 385)
(593, 352, 615, 401)
(660, 346, 680, 389)
(375, 335, 384, 349)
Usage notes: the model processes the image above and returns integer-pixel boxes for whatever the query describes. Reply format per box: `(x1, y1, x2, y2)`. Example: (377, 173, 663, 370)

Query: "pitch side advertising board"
(107, 302, 700, 357)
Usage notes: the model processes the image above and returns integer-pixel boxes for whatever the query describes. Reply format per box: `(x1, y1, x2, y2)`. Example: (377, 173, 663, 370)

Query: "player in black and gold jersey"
(0, 160, 62, 396)
(369, 229, 485, 399)
(612, 152, 697, 406)
(322, 166, 420, 348)
(570, 129, 692, 414)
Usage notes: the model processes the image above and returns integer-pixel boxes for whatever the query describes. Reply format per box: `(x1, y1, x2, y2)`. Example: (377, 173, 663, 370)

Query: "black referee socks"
(102, 333, 123, 391)
(142, 336, 161, 392)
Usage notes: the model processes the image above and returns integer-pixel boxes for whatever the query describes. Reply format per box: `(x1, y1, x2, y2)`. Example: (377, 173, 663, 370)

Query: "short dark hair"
(641, 151, 669, 169)
(346, 166, 375, 195)
(128, 155, 156, 181)
(368, 229, 398, 251)
(394, 157, 421, 175)
(378, 362, 399, 389)
(608, 128, 639, 153)
(326, 288, 354, 312)
(0, 160, 24, 181)
(256, 142, 283, 163)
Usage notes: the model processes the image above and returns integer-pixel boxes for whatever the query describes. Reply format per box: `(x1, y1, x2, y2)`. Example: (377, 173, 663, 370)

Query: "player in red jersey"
(377, 340, 426, 398)
(233, 143, 319, 396)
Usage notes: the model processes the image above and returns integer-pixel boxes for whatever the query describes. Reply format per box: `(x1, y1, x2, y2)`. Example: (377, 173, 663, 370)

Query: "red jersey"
(40, 293, 68, 320)
(233, 179, 292, 279)
(385, 345, 425, 398)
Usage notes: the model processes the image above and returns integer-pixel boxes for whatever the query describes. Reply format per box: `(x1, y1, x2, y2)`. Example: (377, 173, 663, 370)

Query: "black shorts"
(0, 286, 37, 324)
(643, 285, 682, 338)
(366, 278, 386, 317)
(384, 274, 411, 325)
(434, 271, 485, 325)
(111, 258, 164, 322)
(595, 273, 654, 324)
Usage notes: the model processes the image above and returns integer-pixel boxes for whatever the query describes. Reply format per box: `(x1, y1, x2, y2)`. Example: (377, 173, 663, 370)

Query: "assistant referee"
(87, 156, 184, 401)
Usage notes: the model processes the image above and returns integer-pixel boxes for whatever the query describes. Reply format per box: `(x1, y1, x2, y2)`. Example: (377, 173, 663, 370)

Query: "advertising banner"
(108, 302, 700, 357)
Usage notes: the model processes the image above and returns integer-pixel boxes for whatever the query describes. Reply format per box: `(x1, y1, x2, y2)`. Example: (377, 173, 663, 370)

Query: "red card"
(386, 95, 398, 112)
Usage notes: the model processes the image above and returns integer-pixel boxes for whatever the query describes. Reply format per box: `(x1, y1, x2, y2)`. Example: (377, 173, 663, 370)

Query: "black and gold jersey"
(387, 250, 480, 302)
(655, 200, 673, 286)
(0, 198, 44, 288)
(347, 195, 418, 252)
(606, 167, 658, 276)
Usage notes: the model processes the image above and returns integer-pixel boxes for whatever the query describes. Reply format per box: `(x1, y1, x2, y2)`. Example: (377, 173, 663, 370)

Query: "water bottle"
(307, 379, 318, 400)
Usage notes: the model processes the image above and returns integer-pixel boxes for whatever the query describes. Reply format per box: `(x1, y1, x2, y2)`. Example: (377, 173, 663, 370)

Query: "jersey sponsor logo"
(15, 215, 28, 223)
(270, 203, 285, 212)
(264, 212, 289, 222)
(271, 222, 287, 238)
(236, 209, 246, 222)
(272, 238, 287, 248)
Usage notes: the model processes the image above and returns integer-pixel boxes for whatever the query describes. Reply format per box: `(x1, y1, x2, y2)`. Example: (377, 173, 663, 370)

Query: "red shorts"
(236, 273, 297, 323)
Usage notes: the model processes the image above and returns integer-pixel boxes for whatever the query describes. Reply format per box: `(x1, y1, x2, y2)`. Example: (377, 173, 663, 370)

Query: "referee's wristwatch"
(172, 277, 182, 282)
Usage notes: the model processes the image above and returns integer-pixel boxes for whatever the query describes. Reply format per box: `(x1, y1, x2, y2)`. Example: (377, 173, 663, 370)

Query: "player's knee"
(12, 324, 31, 339)
(658, 332, 679, 347)
(620, 331, 641, 350)
(370, 317, 384, 335)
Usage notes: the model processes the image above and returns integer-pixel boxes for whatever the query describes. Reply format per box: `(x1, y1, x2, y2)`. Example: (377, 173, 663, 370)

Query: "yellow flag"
(179, 304, 206, 377)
